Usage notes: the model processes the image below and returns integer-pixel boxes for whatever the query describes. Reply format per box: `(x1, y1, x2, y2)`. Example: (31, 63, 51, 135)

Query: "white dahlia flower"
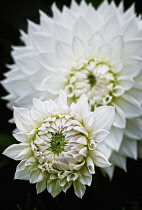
(2, 0, 142, 177)
(3, 91, 114, 198)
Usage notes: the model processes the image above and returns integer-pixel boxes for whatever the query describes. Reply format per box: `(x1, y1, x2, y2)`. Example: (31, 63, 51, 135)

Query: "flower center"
(32, 115, 88, 174)
(87, 73, 97, 88)
(51, 133, 66, 155)
(65, 58, 117, 109)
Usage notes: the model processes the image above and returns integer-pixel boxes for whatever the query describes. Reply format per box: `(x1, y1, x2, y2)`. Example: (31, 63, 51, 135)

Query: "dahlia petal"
(113, 103, 126, 128)
(28, 20, 39, 35)
(30, 170, 46, 183)
(30, 170, 40, 183)
(127, 87, 142, 104)
(109, 35, 124, 59)
(73, 180, 86, 198)
(119, 137, 137, 160)
(88, 32, 104, 50)
(2, 143, 29, 160)
(112, 85, 125, 97)
(98, 44, 111, 60)
(123, 39, 142, 58)
(100, 15, 121, 40)
(31, 33, 55, 52)
(13, 132, 31, 142)
(2, 78, 34, 99)
(52, 3, 61, 20)
(125, 117, 142, 140)
(31, 108, 43, 124)
(32, 98, 47, 118)
(86, 156, 95, 174)
(38, 52, 61, 69)
(122, 56, 142, 77)
(96, 143, 113, 159)
(110, 152, 127, 171)
(36, 180, 47, 194)
(75, 94, 90, 118)
(14, 107, 35, 130)
(91, 106, 115, 132)
(123, 18, 140, 39)
(117, 76, 134, 91)
(15, 166, 31, 180)
(47, 179, 62, 198)
(16, 147, 32, 160)
(104, 126, 123, 151)
(55, 40, 74, 64)
(114, 94, 142, 119)
(89, 129, 110, 143)
(13, 53, 38, 75)
(73, 16, 92, 41)
(79, 175, 92, 186)
(72, 36, 85, 57)
(20, 30, 29, 45)
(89, 149, 111, 168)
(102, 165, 115, 179)
(16, 160, 26, 171)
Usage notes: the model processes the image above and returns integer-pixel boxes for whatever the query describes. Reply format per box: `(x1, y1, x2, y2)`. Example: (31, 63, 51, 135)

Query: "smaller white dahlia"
(3, 91, 115, 198)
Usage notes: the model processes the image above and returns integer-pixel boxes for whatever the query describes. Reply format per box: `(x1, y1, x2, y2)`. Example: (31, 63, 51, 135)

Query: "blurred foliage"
(0, 0, 142, 209)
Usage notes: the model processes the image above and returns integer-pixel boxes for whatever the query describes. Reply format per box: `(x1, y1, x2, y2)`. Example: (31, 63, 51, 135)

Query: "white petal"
(73, 180, 86, 199)
(13, 132, 30, 142)
(72, 36, 85, 58)
(125, 117, 142, 140)
(15, 166, 31, 180)
(123, 39, 142, 58)
(88, 32, 104, 50)
(89, 129, 110, 143)
(101, 165, 115, 179)
(109, 35, 124, 59)
(117, 76, 134, 91)
(104, 126, 123, 151)
(114, 94, 142, 119)
(13, 107, 35, 132)
(122, 56, 142, 77)
(112, 85, 125, 97)
(98, 44, 111, 60)
(119, 137, 137, 160)
(86, 156, 95, 174)
(36, 180, 47, 194)
(3, 143, 29, 160)
(109, 152, 126, 171)
(91, 106, 115, 132)
(32, 98, 47, 118)
(73, 16, 92, 41)
(55, 40, 74, 65)
(47, 179, 62, 198)
(113, 103, 126, 128)
(89, 149, 111, 168)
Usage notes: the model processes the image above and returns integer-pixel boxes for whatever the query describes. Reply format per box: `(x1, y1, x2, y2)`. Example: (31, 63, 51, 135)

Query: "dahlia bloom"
(2, 0, 142, 177)
(3, 91, 114, 198)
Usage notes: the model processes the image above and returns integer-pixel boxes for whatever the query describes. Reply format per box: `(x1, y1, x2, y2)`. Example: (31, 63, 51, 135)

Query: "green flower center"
(87, 73, 97, 88)
(51, 133, 66, 155)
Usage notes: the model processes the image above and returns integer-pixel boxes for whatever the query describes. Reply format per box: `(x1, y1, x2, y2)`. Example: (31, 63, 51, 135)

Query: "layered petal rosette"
(2, 0, 142, 177)
(3, 91, 115, 198)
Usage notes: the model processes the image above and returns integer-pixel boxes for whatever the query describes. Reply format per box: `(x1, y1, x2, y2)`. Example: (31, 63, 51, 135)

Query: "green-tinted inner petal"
(51, 133, 66, 155)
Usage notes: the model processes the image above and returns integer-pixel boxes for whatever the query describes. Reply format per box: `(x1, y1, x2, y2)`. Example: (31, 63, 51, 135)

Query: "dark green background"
(0, 0, 142, 209)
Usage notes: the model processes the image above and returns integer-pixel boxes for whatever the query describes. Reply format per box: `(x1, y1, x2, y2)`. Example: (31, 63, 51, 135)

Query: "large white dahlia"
(2, 0, 142, 177)
(3, 91, 114, 198)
